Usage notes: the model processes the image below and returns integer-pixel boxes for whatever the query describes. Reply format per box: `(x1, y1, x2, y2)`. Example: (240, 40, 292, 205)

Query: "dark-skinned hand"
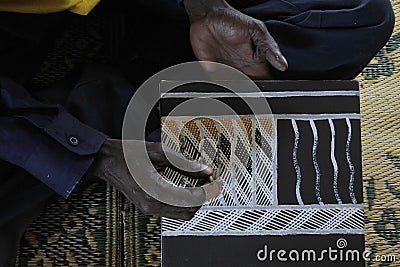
(88, 139, 222, 221)
(184, 0, 288, 79)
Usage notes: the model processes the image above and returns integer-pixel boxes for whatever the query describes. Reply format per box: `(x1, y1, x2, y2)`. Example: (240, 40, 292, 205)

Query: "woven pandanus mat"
(357, 0, 400, 265)
(16, 183, 123, 266)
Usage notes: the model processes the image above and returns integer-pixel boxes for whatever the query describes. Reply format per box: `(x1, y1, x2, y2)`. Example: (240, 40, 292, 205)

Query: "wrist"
(183, 0, 230, 21)
(87, 138, 116, 178)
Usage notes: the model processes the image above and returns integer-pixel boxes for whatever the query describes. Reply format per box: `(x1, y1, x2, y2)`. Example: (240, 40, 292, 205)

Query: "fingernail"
(215, 168, 221, 179)
(276, 55, 288, 71)
(200, 163, 210, 171)
(210, 169, 220, 182)
(213, 169, 217, 180)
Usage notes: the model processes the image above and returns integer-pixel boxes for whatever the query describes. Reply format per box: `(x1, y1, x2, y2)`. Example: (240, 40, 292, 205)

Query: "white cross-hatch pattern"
(160, 114, 364, 236)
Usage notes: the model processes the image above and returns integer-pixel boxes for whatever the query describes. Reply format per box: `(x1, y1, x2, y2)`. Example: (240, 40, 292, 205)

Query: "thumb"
(202, 178, 224, 201)
(251, 21, 288, 71)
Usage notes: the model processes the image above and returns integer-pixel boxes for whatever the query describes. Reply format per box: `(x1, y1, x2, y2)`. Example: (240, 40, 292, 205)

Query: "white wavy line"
(310, 120, 323, 205)
(329, 119, 342, 204)
(346, 118, 357, 204)
(291, 119, 304, 205)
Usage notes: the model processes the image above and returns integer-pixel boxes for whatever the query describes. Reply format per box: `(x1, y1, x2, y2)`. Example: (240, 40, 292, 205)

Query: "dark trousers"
(0, 0, 394, 265)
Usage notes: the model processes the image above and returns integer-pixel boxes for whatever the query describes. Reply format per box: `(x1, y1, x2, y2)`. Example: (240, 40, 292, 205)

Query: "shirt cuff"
(25, 132, 106, 198)
(20, 111, 108, 198)
(1, 79, 108, 198)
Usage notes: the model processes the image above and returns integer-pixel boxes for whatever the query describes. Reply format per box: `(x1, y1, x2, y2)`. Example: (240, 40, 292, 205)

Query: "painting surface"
(160, 81, 364, 266)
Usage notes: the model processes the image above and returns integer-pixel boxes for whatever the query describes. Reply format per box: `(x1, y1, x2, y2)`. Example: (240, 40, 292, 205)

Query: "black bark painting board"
(159, 81, 364, 267)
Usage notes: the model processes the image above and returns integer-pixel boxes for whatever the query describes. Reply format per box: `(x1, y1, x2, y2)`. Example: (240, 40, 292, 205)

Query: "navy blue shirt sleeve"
(0, 77, 107, 198)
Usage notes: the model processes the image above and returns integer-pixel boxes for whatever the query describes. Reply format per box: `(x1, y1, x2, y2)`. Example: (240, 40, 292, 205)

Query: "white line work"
(251, 120, 257, 205)
(161, 115, 363, 237)
(346, 118, 357, 204)
(161, 207, 364, 236)
(161, 91, 360, 98)
(329, 119, 342, 204)
(274, 114, 361, 120)
(161, 229, 365, 237)
(163, 114, 361, 121)
(310, 120, 323, 205)
(291, 119, 304, 205)
(273, 118, 279, 206)
(199, 203, 363, 211)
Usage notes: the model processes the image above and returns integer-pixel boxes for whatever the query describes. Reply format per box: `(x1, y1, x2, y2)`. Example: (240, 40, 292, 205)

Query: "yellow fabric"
(0, 0, 100, 15)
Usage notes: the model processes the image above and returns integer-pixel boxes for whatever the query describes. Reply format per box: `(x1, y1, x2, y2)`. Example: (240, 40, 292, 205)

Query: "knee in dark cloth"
(369, 0, 395, 44)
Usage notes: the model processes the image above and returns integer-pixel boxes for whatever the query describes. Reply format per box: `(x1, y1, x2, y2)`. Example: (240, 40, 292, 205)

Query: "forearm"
(0, 77, 107, 198)
(183, 0, 231, 20)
